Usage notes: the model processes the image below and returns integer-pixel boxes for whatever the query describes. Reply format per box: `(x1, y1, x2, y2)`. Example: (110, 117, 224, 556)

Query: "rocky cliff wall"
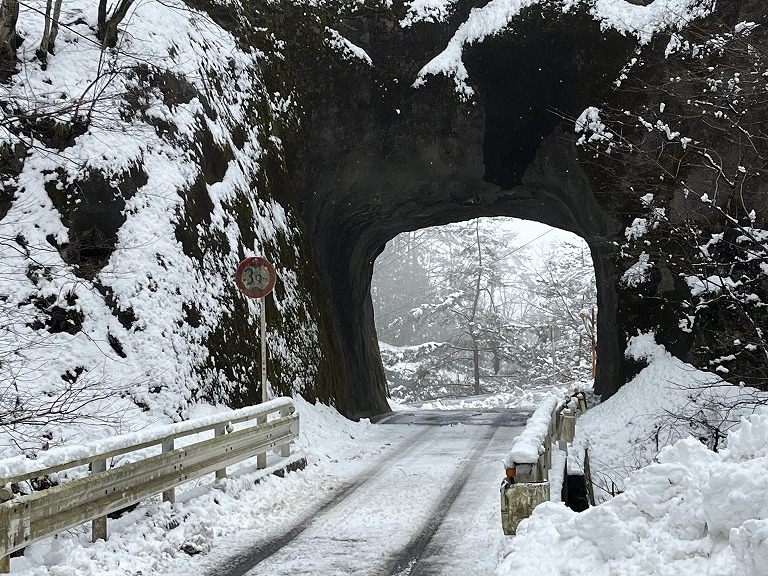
(1, 0, 765, 435)
(282, 0, 768, 417)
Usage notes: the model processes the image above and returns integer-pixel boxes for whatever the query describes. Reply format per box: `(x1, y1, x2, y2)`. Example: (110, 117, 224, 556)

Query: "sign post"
(260, 297, 267, 404)
(235, 257, 277, 467)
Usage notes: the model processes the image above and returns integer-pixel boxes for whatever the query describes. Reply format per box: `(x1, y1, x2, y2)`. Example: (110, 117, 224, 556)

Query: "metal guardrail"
(500, 389, 588, 535)
(0, 397, 299, 573)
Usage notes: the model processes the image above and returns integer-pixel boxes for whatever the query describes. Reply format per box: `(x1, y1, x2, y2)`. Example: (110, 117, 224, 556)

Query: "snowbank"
(572, 333, 766, 498)
(497, 407, 768, 576)
(497, 334, 768, 576)
(410, 385, 567, 412)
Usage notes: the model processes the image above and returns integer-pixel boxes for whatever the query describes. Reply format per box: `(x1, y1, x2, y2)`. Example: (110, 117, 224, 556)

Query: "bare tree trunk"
(470, 219, 483, 396)
(49, 0, 63, 51)
(97, 0, 107, 38)
(0, 0, 19, 78)
(38, 0, 63, 66)
(97, 0, 135, 48)
(37, 0, 52, 65)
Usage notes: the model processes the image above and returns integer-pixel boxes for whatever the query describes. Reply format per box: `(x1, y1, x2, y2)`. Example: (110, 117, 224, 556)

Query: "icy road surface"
(208, 410, 528, 576)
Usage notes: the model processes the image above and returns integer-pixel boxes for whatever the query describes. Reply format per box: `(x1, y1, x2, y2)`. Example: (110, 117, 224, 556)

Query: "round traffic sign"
(235, 257, 276, 298)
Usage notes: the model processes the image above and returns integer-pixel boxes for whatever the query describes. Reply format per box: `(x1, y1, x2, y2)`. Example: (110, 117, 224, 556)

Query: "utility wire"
(374, 224, 564, 318)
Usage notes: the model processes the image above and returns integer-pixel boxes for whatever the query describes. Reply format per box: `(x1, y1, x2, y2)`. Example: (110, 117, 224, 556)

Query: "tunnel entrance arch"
(289, 5, 635, 419)
(294, 121, 623, 419)
(274, 0, 766, 420)
(292, 57, 627, 417)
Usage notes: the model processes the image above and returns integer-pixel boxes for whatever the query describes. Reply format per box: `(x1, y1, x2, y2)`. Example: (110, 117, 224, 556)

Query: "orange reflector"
(505, 467, 516, 478)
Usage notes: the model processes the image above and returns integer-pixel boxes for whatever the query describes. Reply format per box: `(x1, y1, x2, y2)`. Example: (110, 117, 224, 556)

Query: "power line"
(373, 224, 569, 319)
(375, 219, 556, 275)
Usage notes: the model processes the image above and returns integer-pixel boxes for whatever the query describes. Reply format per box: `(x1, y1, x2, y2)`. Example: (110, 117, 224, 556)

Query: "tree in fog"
(373, 221, 598, 401)
(516, 240, 597, 383)
(374, 219, 527, 397)
(423, 218, 513, 394)
(371, 230, 435, 346)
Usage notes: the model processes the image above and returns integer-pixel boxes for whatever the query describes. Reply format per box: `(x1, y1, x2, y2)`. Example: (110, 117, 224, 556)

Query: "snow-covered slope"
(498, 409, 768, 576)
(497, 334, 768, 576)
(0, 0, 325, 457)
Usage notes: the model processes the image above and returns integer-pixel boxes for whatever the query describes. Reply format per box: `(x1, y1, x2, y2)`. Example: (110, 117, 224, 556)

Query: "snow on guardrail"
(503, 395, 560, 466)
(0, 397, 294, 482)
(500, 389, 589, 535)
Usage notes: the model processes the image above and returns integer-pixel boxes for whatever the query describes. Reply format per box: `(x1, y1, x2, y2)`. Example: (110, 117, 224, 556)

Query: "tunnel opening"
(371, 217, 597, 405)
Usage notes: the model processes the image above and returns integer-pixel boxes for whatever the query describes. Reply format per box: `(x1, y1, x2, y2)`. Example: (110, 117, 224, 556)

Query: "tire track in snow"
(385, 415, 503, 576)
(244, 420, 494, 575)
(213, 424, 435, 576)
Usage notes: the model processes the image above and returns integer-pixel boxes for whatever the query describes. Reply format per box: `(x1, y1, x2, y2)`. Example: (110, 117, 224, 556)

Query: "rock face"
(2, 0, 765, 429)
(292, 6, 633, 417)
(283, 0, 768, 417)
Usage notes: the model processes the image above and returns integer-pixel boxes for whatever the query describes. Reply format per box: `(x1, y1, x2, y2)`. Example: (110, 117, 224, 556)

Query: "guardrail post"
(91, 459, 108, 542)
(584, 447, 595, 506)
(577, 393, 587, 414)
(280, 407, 292, 457)
(215, 427, 227, 479)
(500, 480, 550, 535)
(256, 416, 267, 469)
(1, 553, 9, 573)
(162, 439, 176, 503)
(513, 463, 534, 483)
(561, 409, 576, 444)
(557, 409, 566, 451)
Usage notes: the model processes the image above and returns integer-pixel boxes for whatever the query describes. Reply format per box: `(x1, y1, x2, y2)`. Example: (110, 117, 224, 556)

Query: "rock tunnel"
(289, 5, 638, 418)
(272, 0, 768, 419)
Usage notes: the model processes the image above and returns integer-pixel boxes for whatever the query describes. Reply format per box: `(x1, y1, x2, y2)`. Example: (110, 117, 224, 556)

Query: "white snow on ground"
(6, 396, 384, 575)
(0, 0, 320, 460)
(573, 333, 768, 499)
(496, 334, 768, 576)
(498, 411, 768, 576)
(4, 340, 768, 575)
(412, 383, 567, 412)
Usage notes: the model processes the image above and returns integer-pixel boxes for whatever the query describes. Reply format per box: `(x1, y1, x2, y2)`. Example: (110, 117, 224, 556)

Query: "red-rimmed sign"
(235, 257, 276, 299)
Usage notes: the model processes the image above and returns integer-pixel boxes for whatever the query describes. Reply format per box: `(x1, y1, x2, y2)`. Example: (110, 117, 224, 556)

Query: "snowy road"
(209, 410, 528, 576)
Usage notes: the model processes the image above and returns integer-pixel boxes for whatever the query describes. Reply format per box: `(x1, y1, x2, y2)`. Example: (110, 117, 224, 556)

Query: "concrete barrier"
(501, 389, 589, 534)
(500, 481, 550, 535)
